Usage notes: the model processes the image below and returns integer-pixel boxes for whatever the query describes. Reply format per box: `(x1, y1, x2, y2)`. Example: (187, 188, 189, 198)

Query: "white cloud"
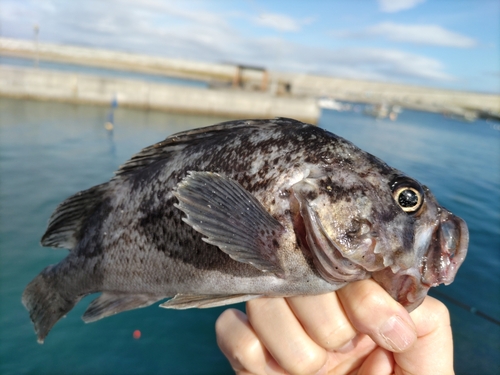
(370, 22, 476, 47)
(130, 0, 226, 27)
(317, 48, 453, 82)
(252, 13, 312, 32)
(335, 22, 477, 48)
(0, 0, 454, 85)
(377, 0, 426, 13)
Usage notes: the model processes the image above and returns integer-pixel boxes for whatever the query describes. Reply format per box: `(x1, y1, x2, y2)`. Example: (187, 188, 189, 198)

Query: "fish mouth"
(373, 209, 469, 312)
(421, 211, 469, 287)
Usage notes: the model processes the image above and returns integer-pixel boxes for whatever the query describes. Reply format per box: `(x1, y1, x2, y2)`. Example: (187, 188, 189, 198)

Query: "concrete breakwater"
(0, 66, 320, 123)
(275, 72, 500, 119)
(1, 37, 499, 120)
(0, 37, 245, 82)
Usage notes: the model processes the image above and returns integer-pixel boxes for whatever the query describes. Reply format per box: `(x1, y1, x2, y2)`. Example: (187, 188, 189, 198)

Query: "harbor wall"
(1, 37, 499, 118)
(0, 66, 320, 123)
(0, 37, 247, 82)
(276, 72, 500, 115)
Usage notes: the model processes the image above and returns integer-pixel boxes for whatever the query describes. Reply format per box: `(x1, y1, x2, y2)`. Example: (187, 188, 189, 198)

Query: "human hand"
(215, 279, 454, 375)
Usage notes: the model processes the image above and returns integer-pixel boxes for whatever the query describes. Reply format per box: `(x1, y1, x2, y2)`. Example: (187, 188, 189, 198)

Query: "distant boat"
(317, 97, 351, 111)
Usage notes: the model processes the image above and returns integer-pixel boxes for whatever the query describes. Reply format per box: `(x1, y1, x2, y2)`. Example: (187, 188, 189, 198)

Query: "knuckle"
(233, 336, 262, 368)
(286, 344, 326, 375)
(215, 311, 265, 372)
(340, 279, 397, 319)
(215, 308, 243, 338)
(429, 298, 451, 325)
(355, 289, 386, 315)
(320, 321, 356, 350)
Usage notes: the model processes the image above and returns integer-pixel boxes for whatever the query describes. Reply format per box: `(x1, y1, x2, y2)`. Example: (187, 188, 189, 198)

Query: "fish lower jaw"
(397, 271, 429, 310)
(372, 268, 427, 312)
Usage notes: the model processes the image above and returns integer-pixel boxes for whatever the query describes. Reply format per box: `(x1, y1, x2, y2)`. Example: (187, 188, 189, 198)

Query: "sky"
(0, 0, 499, 93)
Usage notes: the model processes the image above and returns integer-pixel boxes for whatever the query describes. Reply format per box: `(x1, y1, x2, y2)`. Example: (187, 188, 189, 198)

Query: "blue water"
(0, 55, 209, 88)
(0, 98, 499, 374)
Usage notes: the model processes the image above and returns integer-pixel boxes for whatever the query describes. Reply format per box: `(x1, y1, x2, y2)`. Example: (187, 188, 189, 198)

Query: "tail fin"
(22, 266, 79, 344)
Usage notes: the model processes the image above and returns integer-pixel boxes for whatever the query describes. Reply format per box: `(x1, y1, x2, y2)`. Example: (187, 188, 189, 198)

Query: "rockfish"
(23, 118, 468, 343)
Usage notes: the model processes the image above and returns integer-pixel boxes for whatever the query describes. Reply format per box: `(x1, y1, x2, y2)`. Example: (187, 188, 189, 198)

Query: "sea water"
(0, 98, 498, 374)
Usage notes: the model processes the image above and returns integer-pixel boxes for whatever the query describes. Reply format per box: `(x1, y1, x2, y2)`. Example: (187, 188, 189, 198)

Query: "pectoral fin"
(82, 292, 161, 323)
(160, 294, 261, 309)
(174, 171, 285, 277)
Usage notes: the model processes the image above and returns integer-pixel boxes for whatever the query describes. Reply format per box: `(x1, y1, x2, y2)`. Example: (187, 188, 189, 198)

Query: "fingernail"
(379, 315, 416, 352)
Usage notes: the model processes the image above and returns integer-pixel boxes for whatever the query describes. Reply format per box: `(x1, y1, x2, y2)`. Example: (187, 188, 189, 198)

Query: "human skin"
(215, 279, 454, 375)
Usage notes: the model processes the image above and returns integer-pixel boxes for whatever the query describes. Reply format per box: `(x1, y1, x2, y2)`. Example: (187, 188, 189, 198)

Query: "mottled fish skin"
(22, 117, 468, 343)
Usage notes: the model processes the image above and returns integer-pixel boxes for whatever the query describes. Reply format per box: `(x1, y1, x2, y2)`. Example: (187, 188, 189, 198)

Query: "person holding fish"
(216, 280, 454, 374)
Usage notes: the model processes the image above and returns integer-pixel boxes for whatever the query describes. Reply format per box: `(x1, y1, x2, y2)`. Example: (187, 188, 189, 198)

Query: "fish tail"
(22, 265, 80, 344)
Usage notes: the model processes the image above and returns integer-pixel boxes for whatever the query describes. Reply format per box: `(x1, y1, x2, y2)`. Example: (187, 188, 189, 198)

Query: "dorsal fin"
(41, 183, 108, 249)
(114, 118, 297, 178)
(41, 118, 303, 249)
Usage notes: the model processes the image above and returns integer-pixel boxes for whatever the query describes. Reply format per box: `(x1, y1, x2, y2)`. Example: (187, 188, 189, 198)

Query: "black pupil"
(398, 189, 418, 208)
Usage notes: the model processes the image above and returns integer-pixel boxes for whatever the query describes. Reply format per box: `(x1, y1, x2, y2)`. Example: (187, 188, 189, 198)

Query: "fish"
(22, 117, 468, 343)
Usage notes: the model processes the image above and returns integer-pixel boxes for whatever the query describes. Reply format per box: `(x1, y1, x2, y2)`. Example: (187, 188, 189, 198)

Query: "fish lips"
(421, 210, 469, 287)
(374, 209, 469, 311)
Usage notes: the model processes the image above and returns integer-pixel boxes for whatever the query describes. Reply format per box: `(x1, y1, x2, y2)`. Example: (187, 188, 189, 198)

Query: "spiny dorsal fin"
(41, 183, 108, 249)
(41, 118, 303, 249)
(114, 118, 298, 178)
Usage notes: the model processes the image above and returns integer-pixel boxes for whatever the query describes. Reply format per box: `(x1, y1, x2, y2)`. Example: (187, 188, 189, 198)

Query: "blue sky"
(1, 0, 498, 93)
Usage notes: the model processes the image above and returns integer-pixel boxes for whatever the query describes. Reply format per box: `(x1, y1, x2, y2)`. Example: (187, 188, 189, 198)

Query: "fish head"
(371, 178, 469, 311)
(290, 169, 468, 311)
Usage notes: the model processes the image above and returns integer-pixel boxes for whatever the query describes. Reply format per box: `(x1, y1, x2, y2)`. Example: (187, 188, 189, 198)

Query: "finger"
(246, 297, 328, 375)
(324, 334, 380, 374)
(337, 279, 417, 352)
(286, 292, 357, 351)
(357, 347, 394, 375)
(215, 308, 283, 375)
(394, 296, 454, 375)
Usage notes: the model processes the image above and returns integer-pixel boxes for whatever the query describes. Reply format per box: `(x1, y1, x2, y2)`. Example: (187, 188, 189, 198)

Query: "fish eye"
(390, 176, 424, 214)
(393, 187, 422, 212)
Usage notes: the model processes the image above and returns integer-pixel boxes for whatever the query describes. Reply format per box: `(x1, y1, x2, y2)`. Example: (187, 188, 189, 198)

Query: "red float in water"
(133, 330, 141, 339)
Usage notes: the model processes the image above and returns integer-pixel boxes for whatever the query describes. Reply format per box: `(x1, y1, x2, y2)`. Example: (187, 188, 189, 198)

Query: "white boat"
(317, 97, 350, 111)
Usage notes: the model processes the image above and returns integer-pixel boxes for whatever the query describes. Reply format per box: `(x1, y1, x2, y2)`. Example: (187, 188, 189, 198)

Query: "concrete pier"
(0, 37, 241, 82)
(0, 66, 320, 123)
(1, 37, 499, 120)
(277, 72, 500, 118)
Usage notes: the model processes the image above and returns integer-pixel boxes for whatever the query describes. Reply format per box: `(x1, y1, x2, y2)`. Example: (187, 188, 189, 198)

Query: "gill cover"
(290, 179, 369, 284)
